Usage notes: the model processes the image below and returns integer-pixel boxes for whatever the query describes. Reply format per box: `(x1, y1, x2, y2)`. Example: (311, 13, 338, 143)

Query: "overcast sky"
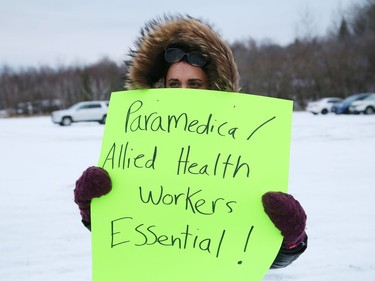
(0, 0, 356, 68)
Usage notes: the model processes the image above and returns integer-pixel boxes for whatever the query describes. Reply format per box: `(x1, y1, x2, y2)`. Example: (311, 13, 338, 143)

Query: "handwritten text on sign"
(91, 89, 293, 281)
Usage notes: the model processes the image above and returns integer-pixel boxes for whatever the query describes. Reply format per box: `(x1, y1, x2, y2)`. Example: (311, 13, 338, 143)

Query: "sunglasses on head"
(164, 48, 208, 67)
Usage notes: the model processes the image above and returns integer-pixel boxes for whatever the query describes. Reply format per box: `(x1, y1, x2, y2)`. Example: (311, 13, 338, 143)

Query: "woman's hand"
(74, 166, 112, 224)
(262, 192, 307, 248)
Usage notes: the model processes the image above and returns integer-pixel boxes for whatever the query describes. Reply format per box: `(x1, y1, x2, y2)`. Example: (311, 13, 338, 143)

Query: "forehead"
(166, 62, 207, 80)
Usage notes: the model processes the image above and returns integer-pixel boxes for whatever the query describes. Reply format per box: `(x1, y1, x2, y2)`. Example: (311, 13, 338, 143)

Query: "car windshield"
(343, 94, 366, 103)
(68, 103, 80, 109)
(363, 94, 375, 101)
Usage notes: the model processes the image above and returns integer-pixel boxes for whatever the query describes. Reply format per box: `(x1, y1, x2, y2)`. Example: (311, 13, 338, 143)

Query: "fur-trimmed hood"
(125, 15, 240, 92)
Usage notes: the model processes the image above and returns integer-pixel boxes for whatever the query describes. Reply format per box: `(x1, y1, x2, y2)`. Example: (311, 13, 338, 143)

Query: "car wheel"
(321, 109, 328, 114)
(99, 115, 106, 125)
(60, 116, 72, 126)
(364, 106, 375, 115)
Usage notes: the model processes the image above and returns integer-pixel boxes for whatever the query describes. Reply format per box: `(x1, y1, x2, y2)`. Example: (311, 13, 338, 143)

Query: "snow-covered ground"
(0, 112, 374, 281)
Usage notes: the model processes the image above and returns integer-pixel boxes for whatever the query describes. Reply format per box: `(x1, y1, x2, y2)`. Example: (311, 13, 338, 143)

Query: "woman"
(74, 15, 307, 269)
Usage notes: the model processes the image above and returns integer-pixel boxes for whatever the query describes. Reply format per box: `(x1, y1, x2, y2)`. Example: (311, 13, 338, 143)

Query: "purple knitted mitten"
(74, 166, 112, 223)
(262, 192, 307, 248)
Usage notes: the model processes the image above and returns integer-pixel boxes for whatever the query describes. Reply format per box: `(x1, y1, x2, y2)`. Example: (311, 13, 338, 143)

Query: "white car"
(349, 94, 375, 114)
(51, 101, 109, 126)
(306, 97, 343, 115)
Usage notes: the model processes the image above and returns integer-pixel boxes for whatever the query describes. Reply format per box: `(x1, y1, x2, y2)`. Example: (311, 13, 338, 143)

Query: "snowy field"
(0, 112, 374, 281)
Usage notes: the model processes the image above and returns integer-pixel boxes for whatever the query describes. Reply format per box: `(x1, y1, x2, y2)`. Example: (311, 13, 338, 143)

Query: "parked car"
(306, 97, 343, 115)
(349, 93, 375, 114)
(51, 101, 109, 126)
(332, 93, 372, 114)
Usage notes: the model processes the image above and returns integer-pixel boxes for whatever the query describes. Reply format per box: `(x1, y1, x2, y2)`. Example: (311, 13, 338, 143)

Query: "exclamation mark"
(238, 226, 254, 265)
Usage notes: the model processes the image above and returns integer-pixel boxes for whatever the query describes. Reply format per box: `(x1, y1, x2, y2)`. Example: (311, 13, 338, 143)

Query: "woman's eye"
(168, 81, 181, 88)
(189, 82, 201, 88)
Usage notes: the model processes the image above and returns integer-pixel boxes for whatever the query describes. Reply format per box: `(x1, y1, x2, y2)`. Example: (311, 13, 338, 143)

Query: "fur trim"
(125, 15, 240, 92)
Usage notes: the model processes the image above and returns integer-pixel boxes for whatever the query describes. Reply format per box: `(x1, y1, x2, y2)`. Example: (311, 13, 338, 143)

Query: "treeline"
(0, 0, 374, 115)
(232, 0, 375, 108)
(0, 59, 125, 115)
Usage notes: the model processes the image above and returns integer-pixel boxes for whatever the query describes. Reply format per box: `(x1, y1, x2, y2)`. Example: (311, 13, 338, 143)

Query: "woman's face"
(166, 61, 208, 89)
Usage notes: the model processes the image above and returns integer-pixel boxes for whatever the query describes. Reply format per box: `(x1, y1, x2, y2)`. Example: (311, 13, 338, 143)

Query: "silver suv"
(51, 101, 109, 126)
(349, 93, 375, 114)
